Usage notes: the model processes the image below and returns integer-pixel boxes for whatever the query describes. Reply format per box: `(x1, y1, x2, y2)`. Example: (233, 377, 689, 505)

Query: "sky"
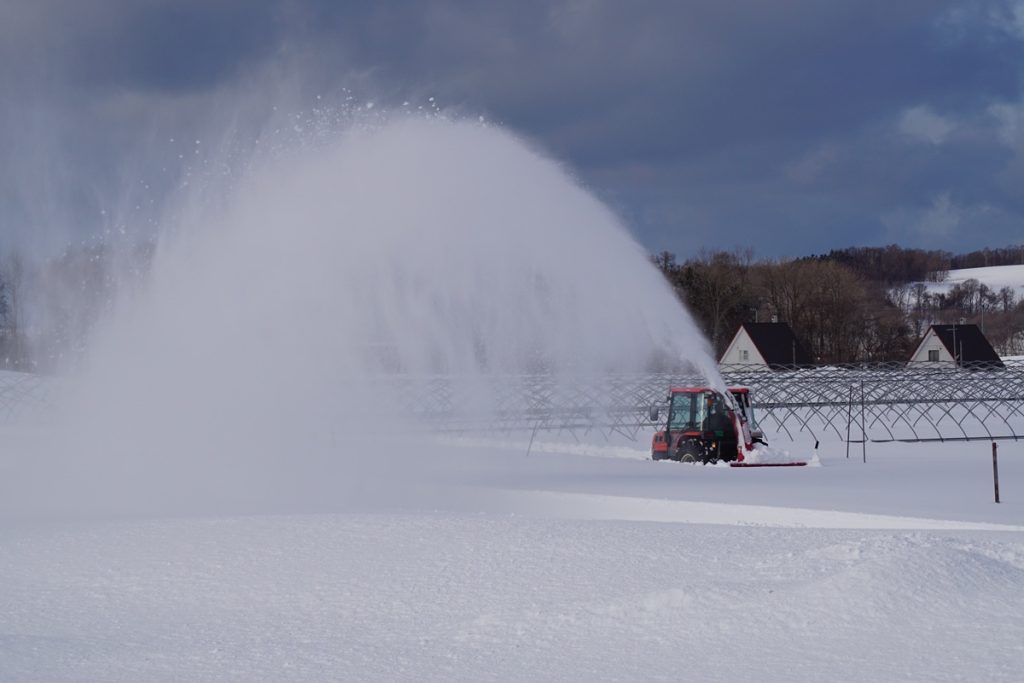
(1, 0, 1023, 259)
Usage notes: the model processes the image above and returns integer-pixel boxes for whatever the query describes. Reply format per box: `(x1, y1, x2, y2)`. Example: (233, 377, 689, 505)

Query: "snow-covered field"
(1, 436, 1022, 682)
(924, 263, 1024, 297)
(1, 118, 1021, 680)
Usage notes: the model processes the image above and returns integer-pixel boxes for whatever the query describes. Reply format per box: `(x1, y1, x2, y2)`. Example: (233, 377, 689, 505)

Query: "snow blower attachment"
(650, 387, 807, 467)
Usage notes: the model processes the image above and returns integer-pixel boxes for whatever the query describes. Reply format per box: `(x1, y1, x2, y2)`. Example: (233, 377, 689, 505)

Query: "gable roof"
(739, 322, 814, 367)
(923, 324, 1003, 366)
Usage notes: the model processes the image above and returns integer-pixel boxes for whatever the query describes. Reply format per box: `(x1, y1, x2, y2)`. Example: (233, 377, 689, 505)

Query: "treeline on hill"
(656, 244, 1024, 363)
(803, 244, 1024, 284)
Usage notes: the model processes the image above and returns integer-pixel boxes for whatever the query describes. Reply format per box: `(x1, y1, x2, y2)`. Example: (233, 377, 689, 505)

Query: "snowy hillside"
(925, 264, 1024, 297)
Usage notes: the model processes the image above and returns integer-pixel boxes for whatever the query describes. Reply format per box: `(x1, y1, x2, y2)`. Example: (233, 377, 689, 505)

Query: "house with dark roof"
(719, 322, 814, 369)
(908, 324, 1003, 367)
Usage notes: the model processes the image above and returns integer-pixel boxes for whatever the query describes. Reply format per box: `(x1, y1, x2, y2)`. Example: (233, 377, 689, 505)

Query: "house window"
(927, 349, 940, 362)
(740, 349, 749, 361)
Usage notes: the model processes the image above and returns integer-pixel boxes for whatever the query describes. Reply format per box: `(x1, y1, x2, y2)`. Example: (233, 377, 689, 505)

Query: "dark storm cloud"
(69, 4, 280, 91)
(2, 0, 1023, 256)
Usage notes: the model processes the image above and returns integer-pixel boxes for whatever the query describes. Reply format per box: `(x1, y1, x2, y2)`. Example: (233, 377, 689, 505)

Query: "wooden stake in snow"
(992, 442, 1000, 504)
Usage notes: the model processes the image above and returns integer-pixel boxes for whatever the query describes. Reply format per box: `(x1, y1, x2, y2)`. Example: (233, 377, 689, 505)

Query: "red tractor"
(649, 386, 773, 465)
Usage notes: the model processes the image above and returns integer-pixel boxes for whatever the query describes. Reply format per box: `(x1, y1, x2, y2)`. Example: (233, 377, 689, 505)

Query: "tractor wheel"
(676, 442, 703, 463)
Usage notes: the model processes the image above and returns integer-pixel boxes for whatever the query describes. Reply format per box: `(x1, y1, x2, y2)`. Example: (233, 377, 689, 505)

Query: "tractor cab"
(650, 385, 807, 467)
(650, 387, 748, 463)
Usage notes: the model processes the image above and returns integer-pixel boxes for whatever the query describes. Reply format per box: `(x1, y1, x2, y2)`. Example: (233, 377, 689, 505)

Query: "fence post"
(992, 442, 1000, 504)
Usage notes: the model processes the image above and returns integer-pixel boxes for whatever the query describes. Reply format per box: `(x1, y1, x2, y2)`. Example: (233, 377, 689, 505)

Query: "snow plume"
(2, 109, 717, 519)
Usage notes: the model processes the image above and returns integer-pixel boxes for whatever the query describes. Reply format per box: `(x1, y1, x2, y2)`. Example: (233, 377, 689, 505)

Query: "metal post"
(952, 324, 957, 368)
(526, 421, 540, 457)
(846, 384, 853, 459)
(992, 442, 1000, 504)
(860, 380, 866, 463)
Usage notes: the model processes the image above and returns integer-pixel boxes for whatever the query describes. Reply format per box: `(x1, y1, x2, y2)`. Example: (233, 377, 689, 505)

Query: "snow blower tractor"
(649, 387, 806, 467)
